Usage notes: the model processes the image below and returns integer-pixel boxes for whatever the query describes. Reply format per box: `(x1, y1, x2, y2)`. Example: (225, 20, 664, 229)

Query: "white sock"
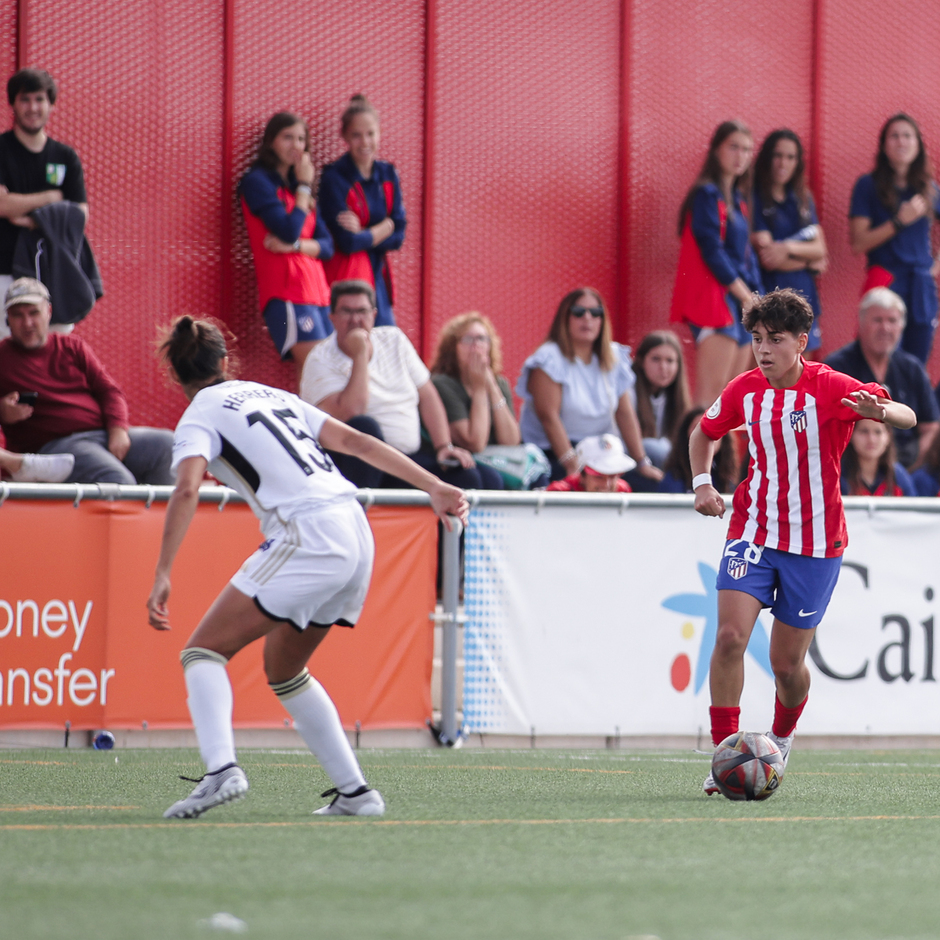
(272, 670, 366, 793)
(181, 649, 236, 773)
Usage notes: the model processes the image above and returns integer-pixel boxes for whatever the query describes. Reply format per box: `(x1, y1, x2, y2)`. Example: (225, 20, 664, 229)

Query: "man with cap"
(546, 434, 635, 492)
(0, 278, 174, 485)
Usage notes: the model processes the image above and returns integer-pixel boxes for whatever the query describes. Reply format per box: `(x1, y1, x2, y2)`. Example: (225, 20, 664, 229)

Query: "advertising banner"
(463, 502, 940, 736)
(0, 500, 437, 731)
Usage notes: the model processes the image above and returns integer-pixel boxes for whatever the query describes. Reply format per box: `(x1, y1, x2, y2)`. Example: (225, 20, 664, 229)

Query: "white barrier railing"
(4, 484, 940, 742)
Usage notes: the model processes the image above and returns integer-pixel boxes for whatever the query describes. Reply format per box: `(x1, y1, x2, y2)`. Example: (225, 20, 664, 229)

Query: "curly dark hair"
(742, 288, 814, 336)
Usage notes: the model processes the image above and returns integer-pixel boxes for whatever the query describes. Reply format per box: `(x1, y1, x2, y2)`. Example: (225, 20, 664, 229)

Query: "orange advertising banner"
(0, 499, 437, 731)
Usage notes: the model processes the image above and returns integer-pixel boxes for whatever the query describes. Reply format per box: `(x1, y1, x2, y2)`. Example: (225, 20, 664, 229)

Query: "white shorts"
(230, 499, 375, 630)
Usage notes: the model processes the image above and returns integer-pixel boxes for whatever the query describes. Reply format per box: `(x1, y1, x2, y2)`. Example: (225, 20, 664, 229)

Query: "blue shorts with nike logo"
(716, 539, 842, 629)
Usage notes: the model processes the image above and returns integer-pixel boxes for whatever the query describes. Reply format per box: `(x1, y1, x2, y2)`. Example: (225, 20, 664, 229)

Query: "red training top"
(240, 190, 331, 310)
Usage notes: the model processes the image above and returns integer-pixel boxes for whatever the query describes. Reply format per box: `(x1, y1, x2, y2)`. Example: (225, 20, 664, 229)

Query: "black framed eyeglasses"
(570, 305, 604, 319)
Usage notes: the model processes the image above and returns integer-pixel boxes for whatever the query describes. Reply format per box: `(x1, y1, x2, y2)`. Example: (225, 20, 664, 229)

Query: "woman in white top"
(516, 287, 662, 483)
(147, 316, 467, 820)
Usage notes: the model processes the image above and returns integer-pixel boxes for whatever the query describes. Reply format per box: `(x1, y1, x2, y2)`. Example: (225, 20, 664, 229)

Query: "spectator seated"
(0, 278, 174, 485)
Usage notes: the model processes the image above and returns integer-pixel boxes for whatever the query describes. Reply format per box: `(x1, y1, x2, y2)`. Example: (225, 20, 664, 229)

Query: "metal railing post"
(438, 515, 464, 746)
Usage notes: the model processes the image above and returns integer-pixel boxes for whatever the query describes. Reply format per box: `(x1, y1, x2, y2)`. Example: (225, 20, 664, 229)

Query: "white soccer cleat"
(163, 763, 249, 819)
(766, 731, 794, 770)
(10, 452, 75, 483)
(702, 770, 720, 795)
(313, 785, 385, 817)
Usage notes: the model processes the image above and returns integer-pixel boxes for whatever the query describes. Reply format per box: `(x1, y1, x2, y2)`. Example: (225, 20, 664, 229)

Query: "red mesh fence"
(424, 0, 622, 382)
(19, 0, 225, 430)
(2, 1, 940, 433)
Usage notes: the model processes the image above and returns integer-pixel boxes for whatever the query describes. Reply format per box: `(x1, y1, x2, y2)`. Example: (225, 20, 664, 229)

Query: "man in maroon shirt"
(0, 278, 173, 484)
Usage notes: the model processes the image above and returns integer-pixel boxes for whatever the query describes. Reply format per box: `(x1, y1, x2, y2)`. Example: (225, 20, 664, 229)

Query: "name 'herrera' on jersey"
(220, 384, 290, 411)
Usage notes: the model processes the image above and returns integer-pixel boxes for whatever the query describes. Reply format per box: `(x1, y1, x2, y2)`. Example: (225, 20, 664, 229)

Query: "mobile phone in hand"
(18, 391, 38, 405)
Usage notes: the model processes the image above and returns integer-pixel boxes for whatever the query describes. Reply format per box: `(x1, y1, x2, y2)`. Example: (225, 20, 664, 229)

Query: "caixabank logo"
(661, 561, 773, 694)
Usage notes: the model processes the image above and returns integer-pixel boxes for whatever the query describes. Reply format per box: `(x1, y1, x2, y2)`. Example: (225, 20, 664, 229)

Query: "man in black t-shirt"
(0, 69, 87, 339)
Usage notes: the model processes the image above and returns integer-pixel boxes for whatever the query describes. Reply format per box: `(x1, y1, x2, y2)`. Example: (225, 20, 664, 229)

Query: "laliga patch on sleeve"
(706, 397, 722, 419)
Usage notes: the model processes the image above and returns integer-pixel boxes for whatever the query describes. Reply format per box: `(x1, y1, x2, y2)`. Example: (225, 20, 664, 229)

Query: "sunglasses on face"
(570, 305, 604, 319)
(458, 334, 491, 346)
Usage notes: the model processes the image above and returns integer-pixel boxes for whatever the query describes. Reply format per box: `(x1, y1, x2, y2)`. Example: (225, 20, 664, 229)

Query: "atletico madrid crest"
(727, 558, 748, 580)
(789, 410, 807, 433)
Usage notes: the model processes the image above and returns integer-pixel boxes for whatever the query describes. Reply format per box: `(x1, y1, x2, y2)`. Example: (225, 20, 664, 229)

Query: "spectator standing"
(0, 69, 88, 340)
(849, 113, 940, 363)
(0, 278, 173, 484)
(631, 330, 691, 469)
(752, 129, 828, 355)
(825, 288, 938, 469)
(516, 287, 661, 484)
(670, 120, 762, 407)
(318, 96, 405, 327)
(239, 112, 333, 378)
(841, 419, 914, 496)
(299, 280, 483, 489)
(429, 312, 520, 489)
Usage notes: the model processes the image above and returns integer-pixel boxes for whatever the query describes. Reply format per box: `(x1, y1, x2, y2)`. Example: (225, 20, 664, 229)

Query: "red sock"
(709, 706, 740, 746)
(772, 694, 807, 738)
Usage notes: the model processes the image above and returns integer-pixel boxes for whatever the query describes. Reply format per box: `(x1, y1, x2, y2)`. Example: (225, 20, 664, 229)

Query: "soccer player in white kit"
(147, 316, 468, 819)
(689, 290, 916, 793)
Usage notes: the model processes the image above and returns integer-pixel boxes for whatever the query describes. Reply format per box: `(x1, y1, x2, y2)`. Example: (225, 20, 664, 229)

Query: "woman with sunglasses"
(516, 288, 661, 483)
(429, 312, 520, 489)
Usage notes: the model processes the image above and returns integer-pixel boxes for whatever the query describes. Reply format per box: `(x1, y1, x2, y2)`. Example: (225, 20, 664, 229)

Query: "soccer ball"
(711, 731, 784, 801)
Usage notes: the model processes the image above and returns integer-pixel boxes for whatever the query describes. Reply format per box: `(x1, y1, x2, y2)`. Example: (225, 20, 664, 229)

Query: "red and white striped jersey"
(700, 360, 887, 558)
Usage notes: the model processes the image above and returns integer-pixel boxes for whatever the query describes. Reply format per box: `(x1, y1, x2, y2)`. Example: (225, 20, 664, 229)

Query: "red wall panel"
(2, 0, 940, 439)
(20, 0, 224, 431)
(815, 0, 940, 376)
(226, 0, 426, 392)
(423, 0, 622, 385)
(624, 0, 815, 374)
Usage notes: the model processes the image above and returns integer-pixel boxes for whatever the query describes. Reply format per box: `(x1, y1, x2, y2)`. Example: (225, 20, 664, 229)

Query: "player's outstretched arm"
(689, 422, 726, 518)
(319, 418, 470, 530)
(146, 456, 208, 631)
(841, 390, 917, 430)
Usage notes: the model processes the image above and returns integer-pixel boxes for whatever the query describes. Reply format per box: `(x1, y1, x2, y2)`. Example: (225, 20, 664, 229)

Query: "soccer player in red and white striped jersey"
(689, 289, 916, 792)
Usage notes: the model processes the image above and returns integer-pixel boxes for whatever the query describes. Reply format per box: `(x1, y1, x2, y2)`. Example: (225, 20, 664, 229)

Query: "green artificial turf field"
(2, 747, 939, 940)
